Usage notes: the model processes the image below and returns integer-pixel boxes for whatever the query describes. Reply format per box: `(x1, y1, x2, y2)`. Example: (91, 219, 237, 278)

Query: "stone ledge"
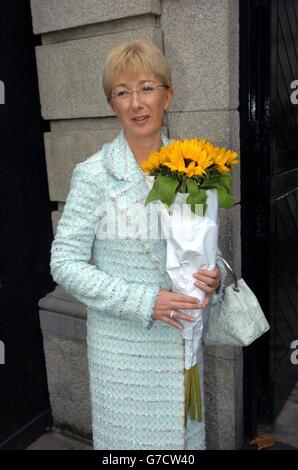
(41, 15, 157, 45)
(50, 117, 122, 132)
(26, 429, 92, 450)
(39, 286, 87, 319)
(39, 286, 87, 340)
(39, 308, 87, 341)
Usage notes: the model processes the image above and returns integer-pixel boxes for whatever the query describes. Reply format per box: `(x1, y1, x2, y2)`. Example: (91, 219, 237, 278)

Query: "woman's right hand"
(152, 288, 202, 330)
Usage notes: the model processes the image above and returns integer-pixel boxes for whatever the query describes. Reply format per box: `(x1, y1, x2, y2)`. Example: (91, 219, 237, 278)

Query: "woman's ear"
(107, 98, 114, 112)
(164, 88, 174, 112)
(107, 98, 119, 119)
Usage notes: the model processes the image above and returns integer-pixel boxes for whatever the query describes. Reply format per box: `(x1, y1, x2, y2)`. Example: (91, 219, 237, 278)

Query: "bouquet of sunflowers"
(141, 137, 239, 425)
(141, 138, 238, 215)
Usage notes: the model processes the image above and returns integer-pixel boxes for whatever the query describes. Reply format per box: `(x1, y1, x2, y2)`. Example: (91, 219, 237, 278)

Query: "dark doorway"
(0, 0, 55, 448)
(240, 0, 298, 439)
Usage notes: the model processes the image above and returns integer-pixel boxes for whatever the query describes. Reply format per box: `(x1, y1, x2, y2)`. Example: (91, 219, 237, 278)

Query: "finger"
(193, 273, 219, 285)
(172, 310, 196, 323)
(171, 292, 200, 304)
(195, 276, 220, 291)
(171, 300, 203, 310)
(162, 316, 183, 330)
(193, 280, 214, 294)
(195, 274, 219, 287)
(194, 268, 218, 278)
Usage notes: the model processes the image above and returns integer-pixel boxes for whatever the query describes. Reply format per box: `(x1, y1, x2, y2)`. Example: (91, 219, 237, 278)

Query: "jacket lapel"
(103, 128, 170, 183)
(103, 128, 171, 206)
(102, 129, 172, 276)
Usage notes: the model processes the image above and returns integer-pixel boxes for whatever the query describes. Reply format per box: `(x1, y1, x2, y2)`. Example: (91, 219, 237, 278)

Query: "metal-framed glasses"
(110, 80, 168, 101)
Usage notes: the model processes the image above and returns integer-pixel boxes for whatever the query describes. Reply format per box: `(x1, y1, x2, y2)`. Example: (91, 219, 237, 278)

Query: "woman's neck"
(124, 130, 162, 166)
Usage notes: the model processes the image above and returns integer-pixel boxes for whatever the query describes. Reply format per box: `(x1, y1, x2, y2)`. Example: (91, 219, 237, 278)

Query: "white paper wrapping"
(144, 175, 219, 369)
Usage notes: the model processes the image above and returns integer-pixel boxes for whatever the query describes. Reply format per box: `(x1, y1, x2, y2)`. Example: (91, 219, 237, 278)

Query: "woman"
(50, 38, 226, 450)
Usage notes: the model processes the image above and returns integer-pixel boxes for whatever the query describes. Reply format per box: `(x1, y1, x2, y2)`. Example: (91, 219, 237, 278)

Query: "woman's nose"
(130, 91, 143, 109)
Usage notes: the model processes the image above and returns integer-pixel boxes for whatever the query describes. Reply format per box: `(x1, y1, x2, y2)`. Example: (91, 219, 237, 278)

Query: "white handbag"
(202, 255, 270, 346)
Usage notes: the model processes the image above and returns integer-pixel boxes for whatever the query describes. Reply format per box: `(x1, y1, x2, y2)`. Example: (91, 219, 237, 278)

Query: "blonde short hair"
(102, 37, 172, 101)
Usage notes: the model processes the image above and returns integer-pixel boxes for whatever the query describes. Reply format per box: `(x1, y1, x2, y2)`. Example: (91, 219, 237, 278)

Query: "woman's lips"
(132, 115, 150, 125)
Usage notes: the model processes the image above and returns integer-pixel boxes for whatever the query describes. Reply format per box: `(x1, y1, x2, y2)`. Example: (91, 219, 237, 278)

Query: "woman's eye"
(142, 86, 154, 93)
(118, 90, 129, 96)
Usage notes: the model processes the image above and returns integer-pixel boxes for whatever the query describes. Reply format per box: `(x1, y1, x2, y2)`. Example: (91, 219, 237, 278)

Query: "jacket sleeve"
(211, 245, 228, 305)
(50, 163, 160, 330)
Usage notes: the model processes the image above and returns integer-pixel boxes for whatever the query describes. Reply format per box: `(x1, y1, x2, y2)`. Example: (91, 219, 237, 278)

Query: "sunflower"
(225, 150, 239, 166)
(141, 137, 239, 176)
(140, 147, 170, 172)
(142, 137, 239, 215)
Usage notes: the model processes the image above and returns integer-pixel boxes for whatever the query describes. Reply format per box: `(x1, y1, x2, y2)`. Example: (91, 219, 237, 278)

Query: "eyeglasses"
(110, 80, 168, 101)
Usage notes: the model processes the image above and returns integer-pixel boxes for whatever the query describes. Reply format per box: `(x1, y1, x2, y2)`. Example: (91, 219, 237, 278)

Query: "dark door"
(0, 0, 55, 448)
(240, 0, 298, 438)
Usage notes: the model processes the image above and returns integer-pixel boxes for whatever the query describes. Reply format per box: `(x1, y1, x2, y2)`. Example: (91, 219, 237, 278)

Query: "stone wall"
(31, 0, 242, 449)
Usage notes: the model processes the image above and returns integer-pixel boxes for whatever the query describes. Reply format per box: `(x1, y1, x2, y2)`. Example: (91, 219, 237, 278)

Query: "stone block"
(168, 110, 238, 145)
(204, 344, 242, 361)
(218, 203, 241, 279)
(45, 128, 119, 202)
(161, 0, 239, 111)
(51, 210, 61, 236)
(41, 329, 92, 438)
(31, 0, 161, 34)
(39, 287, 91, 438)
(204, 349, 243, 449)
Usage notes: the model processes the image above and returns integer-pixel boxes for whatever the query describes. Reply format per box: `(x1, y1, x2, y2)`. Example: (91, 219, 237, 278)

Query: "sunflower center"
(184, 158, 194, 167)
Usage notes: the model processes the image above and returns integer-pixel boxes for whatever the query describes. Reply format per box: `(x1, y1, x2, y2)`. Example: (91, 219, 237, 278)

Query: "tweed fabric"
(50, 129, 226, 450)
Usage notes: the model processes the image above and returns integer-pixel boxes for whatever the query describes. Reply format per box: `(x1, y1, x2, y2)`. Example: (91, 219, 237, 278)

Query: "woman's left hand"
(192, 266, 221, 309)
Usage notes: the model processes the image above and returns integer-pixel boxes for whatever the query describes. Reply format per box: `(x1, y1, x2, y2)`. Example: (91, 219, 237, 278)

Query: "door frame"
(239, 0, 273, 438)
(0, 0, 54, 448)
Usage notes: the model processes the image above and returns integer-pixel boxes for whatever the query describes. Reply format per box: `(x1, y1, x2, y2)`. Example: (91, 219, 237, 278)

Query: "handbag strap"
(216, 255, 240, 292)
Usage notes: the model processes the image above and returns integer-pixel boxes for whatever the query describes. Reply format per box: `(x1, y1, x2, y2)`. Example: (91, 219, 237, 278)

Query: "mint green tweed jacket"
(50, 129, 226, 450)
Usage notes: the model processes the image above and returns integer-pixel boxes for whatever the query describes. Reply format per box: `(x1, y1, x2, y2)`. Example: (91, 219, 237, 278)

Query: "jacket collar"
(103, 128, 171, 183)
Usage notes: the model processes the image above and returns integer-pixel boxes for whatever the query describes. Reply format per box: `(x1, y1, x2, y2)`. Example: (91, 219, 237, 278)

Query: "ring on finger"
(170, 309, 176, 319)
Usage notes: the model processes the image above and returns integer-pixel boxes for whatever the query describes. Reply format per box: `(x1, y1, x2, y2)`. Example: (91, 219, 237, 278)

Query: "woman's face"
(108, 72, 173, 139)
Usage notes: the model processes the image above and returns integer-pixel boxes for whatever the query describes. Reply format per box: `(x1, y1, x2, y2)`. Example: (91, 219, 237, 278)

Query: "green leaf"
(186, 179, 207, 215)
(200, 173, 232, 192)
(180, 176, 187, 193)
(144, 175, 179, 208)
(218, 174, 232, 192)
(216, 186, 235, 209)
(186, 178, 199, 196)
